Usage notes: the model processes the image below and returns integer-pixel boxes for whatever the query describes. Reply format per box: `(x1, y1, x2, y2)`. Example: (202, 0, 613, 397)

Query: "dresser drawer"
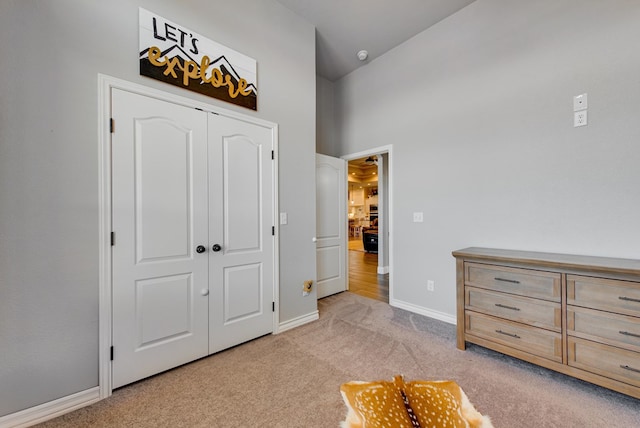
(465, 312, 562, 362)
(567, 306, 640, 351)
(567, 275, 640, 317)
(465, 263, 561, 301)
(568, 337, 640, 388)
(455, 248, 640, 399)
(466, 287, 561, 332)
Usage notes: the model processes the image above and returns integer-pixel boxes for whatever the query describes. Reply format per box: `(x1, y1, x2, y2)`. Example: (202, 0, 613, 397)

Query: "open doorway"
(343, 147, 391, 303)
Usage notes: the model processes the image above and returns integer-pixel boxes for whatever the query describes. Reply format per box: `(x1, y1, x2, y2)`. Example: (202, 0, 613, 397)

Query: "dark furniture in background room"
(363, 229, 378, 253)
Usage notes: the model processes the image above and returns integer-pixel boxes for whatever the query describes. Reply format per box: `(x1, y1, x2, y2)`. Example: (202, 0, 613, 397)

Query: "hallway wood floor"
(348, 237, 389, 302)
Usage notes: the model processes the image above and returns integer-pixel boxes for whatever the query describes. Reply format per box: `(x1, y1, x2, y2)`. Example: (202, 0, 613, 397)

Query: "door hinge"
(110, 118, 114, 133)
(272, 226, 275, 236)
(110, 346, 114, 361)
(271, 150, 275, 160)
(111, 232, 115, 246)
(272, 302, 275, 312)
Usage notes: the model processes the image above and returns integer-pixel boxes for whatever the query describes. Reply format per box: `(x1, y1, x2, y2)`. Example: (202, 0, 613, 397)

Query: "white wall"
(0, 0, 316, 417)
(334, 0, 640, 318)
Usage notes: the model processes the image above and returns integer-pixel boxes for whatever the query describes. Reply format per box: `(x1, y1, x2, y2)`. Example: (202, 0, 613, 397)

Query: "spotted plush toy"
(340, 375, 493, 428)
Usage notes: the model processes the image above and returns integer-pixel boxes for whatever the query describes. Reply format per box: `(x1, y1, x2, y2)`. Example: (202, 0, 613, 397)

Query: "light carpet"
(38, 292, 640, 427)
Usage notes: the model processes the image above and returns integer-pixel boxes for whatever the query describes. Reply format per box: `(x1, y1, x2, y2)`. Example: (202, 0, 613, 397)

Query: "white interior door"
(316, 154, 347, 298)
(112, 90, 275, 388)
(111, 89, 209, 388)
(208, 114, 274, 354)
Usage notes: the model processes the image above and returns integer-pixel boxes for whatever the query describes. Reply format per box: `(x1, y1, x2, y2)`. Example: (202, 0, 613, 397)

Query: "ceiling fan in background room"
(350, 155, 377, 167)
(349, 155, 378, 175)
(363, 155, 378, 166)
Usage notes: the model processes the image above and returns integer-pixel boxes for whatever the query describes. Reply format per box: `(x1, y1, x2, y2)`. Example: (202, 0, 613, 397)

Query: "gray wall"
(334, 0, 640, 317)
(316, 76, 338, 156)
(0, 0, 317, 416)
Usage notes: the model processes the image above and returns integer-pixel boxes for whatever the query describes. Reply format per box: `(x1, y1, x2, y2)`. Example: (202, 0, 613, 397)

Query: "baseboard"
(389, 299, 456, 325)
(277, 310, 319, 333)
(0, 387, 100, 428)
(377, 266, 389, 274)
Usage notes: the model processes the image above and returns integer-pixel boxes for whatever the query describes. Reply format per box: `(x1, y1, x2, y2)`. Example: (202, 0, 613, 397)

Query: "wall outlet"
(574, 110, 587, 127)
(427, 280, 435, 291)
(303, 280, 313, 292)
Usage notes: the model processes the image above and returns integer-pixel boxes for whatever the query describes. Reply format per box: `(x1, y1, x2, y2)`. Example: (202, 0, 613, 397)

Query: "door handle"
(212, 244, 222, 252)
(201, 289, 209, 296)
(196, 245, 206, 253)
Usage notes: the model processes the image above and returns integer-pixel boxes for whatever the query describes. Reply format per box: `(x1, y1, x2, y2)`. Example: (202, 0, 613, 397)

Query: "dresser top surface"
(452, 247, 640, 276)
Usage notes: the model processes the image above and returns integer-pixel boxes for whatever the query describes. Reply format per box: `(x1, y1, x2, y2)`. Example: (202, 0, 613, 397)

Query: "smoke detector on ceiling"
(357, 50, 368, 61)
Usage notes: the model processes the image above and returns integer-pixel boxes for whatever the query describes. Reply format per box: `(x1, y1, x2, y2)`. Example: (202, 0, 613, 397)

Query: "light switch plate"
(413, 212, 424, 223)
(573, 93, 588, 111)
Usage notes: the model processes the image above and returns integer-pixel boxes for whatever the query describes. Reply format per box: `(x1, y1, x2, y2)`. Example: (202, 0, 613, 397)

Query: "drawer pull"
(494, 277, 520, 284)
(619, 296, 640, 303)
(619, 331, 640, 339)
(495, 303, 520, 311)
(620, 365, 640, 374)
(495, 329, 521, 339)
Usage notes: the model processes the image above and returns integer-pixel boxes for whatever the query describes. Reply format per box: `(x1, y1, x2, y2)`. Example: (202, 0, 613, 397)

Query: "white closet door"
(111, 89, 209, 388)
(208, 113, 274, 354)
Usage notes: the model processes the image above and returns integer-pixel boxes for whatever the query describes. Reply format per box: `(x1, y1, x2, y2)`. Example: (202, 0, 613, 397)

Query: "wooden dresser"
(453, 247, 640, 399)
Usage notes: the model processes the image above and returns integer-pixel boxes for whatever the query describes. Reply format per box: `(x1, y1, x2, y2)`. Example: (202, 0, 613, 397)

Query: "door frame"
(341, 145, 393, 300)
(98, 74, 279, 398)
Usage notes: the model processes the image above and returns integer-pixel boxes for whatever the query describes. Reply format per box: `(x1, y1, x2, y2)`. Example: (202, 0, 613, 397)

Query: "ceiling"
(348, 156, 378, 187)
(274, 0, 477, 81)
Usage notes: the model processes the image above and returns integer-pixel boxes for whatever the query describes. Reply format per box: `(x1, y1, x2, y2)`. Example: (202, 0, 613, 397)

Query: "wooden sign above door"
(138, 8, 258, 110)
